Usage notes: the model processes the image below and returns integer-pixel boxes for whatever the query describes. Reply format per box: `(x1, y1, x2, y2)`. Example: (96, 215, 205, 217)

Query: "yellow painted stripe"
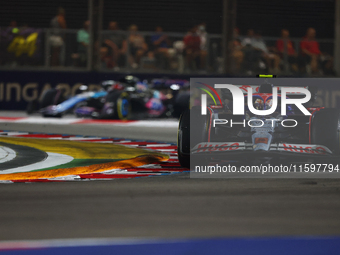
(0, 137, 164, 159)
(0, 155, 167, 181)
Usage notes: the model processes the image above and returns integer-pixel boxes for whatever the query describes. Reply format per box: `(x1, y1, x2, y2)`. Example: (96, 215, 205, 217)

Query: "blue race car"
(38, 76, 190, 119)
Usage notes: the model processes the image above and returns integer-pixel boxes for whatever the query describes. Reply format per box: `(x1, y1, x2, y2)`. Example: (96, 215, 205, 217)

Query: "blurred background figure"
(102, 21, 127, 69)
(197, 22, 208, 70)
(242, 29, 280, 74)
(127, 24, 148, 69)
(150, 26, 170, 70)
(276, 29, 298, 73)
(99, 46, 114, 69)
(252, 30, 281, 74)
(183, 26, 201, 71)
(299, 27, 321, 74)
(77, 20, 90, 67)
(230, 27, 244, 73)
(49, 7, 66, 66)
(241, 29, 258, 73)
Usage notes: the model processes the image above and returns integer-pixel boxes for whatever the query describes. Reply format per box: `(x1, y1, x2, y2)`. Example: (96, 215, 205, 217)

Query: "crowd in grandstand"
(231, 27, 335, 76)
(0, 7, 336, 76)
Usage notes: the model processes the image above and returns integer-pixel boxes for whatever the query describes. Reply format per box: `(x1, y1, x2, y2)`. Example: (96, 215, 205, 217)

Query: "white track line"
(0, 146, 16, 163)
(0, 116, 179, 127)
(0, 152, 73, 174)
(14, 118, 77, 125)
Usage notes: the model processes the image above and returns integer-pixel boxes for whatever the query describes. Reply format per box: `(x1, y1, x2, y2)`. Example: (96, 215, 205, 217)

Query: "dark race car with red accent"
(178, 83, 340, 168)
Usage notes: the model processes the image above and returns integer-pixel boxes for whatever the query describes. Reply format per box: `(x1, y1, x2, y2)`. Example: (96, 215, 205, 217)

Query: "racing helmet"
(101, 80, 116, 91)
(258, 82, 273, 93)
(74, 84, 89, 95)
(119, 75, 140, 86)
(253, 98, 264, 110)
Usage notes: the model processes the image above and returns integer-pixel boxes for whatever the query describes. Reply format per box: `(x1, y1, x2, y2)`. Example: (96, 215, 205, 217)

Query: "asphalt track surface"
(0, 111, 178, 142)
(0, 112, 340, 241)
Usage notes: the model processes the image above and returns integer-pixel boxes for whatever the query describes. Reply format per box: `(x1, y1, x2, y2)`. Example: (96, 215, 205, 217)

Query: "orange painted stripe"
(0, 155, 168, 181)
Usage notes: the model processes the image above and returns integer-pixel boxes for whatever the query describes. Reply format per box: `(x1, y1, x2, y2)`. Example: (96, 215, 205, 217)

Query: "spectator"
(242, 29, 280, 74)
(197, 22, 208, 69)
(241, 29, 255, 47)
(77, 20, 90, 67)
(150, 26, 170, 69)
(253, 31, 281, 73)
(102, 21, 127, 68)
(276, 29, 298, 73)
(151, 26, 170, 51)
(300, 27, 321, 74)
(183, 26, 201, 71)
(231, 27, 244, 72)
(100, 46, 114, 69)
(127, 24, 148, 68)
(241, 29, 260, 72)
(50, 7, 67, 66)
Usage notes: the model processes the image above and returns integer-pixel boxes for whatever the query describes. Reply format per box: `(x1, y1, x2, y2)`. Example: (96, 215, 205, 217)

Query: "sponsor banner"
(0, 71, 102, 110)
(0, 71, 195, 110)
(1, 72, 340, 110)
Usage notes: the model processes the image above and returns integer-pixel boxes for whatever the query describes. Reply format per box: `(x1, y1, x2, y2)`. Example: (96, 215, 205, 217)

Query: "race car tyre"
(178, 109, 190, 168)
(177, 106, 208, 168)
(42, 113, 62, 118)
(311, 108, 340, 154)
(26, 99, 38, 114)
(102, 91, 131, 120)
(173, 92, 190, 118)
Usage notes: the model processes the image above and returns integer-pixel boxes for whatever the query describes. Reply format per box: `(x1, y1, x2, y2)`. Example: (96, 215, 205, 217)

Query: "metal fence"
(0, 27, 336, 76)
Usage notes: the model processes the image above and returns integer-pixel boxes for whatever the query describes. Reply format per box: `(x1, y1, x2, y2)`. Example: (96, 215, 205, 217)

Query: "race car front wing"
(191, 142, 333, 157)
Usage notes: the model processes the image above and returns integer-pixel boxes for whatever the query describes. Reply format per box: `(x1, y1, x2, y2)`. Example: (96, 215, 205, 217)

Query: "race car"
(26, 86, 67, 115)
(177, 83, 340, 168)
(39, 84, 108, 118)
(39, 76, 188, 119)
(151, 78, 190, 118)
(74, 76, 171, 119)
